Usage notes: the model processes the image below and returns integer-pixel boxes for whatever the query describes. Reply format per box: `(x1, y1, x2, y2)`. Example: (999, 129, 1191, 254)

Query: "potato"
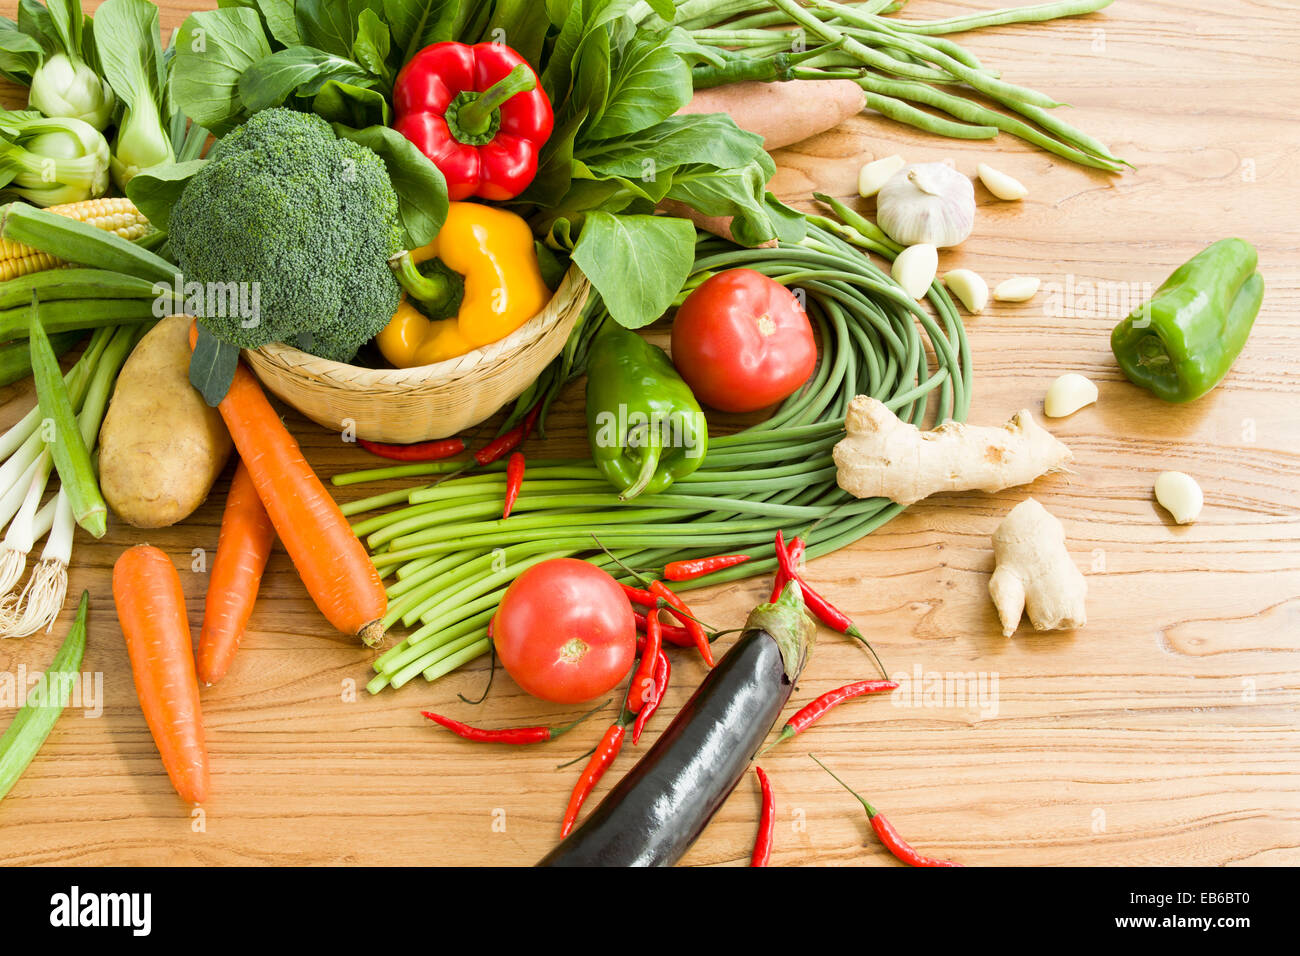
(99, 315, 233, 529)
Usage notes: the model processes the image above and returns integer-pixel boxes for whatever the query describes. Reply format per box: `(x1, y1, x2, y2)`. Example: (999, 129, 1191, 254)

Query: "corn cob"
(0, 198, 152, 279)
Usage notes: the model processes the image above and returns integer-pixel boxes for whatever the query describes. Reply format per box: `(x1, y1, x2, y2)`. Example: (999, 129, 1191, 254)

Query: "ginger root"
(833, 396, 1071, 505)
(988, 498, 1087, 637)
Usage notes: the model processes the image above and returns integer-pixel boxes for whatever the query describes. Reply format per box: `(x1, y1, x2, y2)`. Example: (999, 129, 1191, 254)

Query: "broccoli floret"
(168, 108, 402, 364)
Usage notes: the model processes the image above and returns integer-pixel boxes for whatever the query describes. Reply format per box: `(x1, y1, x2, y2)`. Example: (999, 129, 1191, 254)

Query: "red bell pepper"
(393, 42, 554, 201)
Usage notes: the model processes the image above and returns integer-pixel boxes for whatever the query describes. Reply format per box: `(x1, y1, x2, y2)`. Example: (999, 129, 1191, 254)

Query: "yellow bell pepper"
(377, 201, 551, 367)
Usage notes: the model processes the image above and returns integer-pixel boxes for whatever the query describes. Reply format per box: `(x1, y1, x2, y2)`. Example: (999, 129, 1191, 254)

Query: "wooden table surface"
(1, 0, 1297, 867)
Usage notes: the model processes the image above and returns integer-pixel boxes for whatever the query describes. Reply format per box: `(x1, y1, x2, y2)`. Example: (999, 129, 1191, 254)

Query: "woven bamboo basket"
(243, 264, 590, 443)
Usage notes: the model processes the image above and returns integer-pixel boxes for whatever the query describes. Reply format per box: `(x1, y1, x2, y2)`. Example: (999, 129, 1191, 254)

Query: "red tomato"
(670, 268, 817, 413)
(493, 558, 636, 704)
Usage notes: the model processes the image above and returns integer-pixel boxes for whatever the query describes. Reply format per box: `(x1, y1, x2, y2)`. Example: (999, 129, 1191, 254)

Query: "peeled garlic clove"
(993, 276, 1040, 302)
(892, 243, 938, 300)
(977, 162, 1028, 201)
(1043, 373, 1098, 418)
(858, 154, 905, 198)
(943, 268, 988, 314)
(876, 162, 975, 248)
(1154, 471, 1203, 524)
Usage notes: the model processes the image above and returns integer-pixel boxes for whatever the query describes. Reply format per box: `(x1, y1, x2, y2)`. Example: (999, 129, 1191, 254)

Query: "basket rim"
(247, 263, 588, 389)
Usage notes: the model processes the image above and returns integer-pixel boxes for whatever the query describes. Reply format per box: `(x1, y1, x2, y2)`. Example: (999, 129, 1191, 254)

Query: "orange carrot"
(112, 544, 209, 805)
(197, 460, 275, 685)
(187, 323, 387, 645)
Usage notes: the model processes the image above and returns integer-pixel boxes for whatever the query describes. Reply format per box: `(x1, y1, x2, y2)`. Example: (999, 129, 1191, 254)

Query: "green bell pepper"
(585, 323, 708, 500)
(1111, 238, 1264, 403)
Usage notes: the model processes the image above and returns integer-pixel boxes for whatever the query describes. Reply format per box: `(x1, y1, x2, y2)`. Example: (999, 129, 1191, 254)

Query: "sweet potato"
(676, 79, 865, 150)
(99, 314, 232, 529)
(656, 199, 778, 248)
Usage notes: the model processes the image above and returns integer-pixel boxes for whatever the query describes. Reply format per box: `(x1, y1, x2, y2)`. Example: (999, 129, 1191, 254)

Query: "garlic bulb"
(876, 162, 975, 248)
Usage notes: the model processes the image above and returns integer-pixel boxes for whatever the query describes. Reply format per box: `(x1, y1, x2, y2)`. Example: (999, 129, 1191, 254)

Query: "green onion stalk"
(335, 219, 973, 691)
(657, 0, 1126, 171)
(1, 323, 141, 638)
(0, 321, 143, 634)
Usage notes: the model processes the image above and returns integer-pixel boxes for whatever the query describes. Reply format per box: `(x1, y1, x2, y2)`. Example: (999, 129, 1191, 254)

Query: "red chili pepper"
(421, 700, 605, 744)
(628, 608, 661, 715)
(475, 402, 541, 466)
(560, 722, 626, 837)
(632, 608, 693, 649)
(475, 426, 524, 466)
(502, 451, 526, 519)
(750, 766, 775, 867)
(775, 532, 886, 679)
(631, 649, 670, 745)
(393, 42, 554, 201)
(811, 755, 962, 867)
(664, 553, 752, 582)
(649, 580, 714, 668)
(768, 536, 806, 602)
(620, 582, 659, 607)
(766, 680, 898, 751)
(357, 436, 465, 463)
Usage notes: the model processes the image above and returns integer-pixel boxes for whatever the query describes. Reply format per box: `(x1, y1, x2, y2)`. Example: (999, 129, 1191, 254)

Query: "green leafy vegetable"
(586, 28, 692, 140)
(173, 7, 273, 135)
(189, 321, 239, 407)
(13, 0, 116, 130)
(218, 0, 303, 48)
(93, 0, 175, 189)
(310, 77, 390, 127)
(352, 8, 392, 84)
(571, 212, 695, 329)
(0, 108, 110, 206)
(237, 46, 373, 112)
(0, 18, 45, 84)
(383, 0, 460, 63)
(124, 158, 205, 230)
(511, 3, 782, 327)
(296, 0, 384, 59)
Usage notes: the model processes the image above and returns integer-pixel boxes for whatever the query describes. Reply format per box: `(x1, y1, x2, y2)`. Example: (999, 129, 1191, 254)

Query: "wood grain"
(1, 0, 1297, 867)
